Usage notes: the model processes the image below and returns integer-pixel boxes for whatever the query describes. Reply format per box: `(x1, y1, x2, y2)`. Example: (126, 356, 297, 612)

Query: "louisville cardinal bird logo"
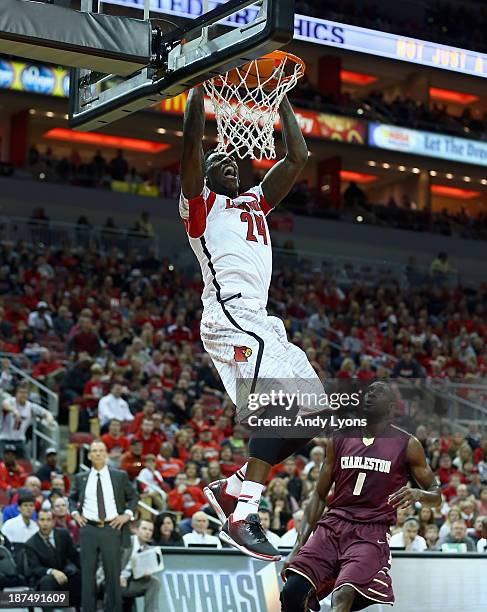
(234, 346, 252, 362)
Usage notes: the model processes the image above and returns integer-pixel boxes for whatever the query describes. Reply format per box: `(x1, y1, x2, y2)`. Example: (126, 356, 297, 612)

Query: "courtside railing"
(0, 215, 159, 255)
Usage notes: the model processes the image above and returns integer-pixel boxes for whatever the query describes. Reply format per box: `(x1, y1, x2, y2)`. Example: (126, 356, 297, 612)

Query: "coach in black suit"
(69, 440, 138, 612)
(25, 508, 81, 611)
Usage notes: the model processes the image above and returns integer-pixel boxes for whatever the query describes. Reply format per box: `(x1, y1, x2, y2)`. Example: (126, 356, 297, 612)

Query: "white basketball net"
(204, 54, 304, 161)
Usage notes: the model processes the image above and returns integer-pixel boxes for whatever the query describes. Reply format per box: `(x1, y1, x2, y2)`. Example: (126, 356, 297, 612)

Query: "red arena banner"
(158, 95, 367, 145)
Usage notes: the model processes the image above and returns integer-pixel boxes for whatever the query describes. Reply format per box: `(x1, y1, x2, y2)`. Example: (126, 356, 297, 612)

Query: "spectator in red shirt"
(442, 473, 462, 502)
(195, 429, 221, 462)
(100, 418, 130, 467)
(82, 363, 105, 409)
(156, 442, 185, 483)
(31, 348, 65, 388)
(120, 439, 143, 481)
(188, 404, 210, 436)
(219, 446, 240, 478)
(0, 444, 26, 491)
(210, 415, 232, 445)
(51, 496, 79, 544)
(167, 472, 206, 518)
(134, 418, 163, 456)
(356, 357, 376, 381)
(67, 316, 100, 356)
(150, 412, 166, 441)
(174, 430, 191, 463)
(166, 314, 192, 344)
(128, 400, 156, 435)
(437, 453, 461, 485)
(473, 434, 487, 465)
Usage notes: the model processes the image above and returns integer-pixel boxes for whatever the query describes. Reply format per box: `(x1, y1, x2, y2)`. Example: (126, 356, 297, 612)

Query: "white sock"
(233, 480, 264, 521)
(225, 464, 247, 497)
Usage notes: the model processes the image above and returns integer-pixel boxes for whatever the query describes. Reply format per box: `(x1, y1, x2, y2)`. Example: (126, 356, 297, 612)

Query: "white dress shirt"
(279, 528, 298, 548)
(121, 535, 150, 579)
(98, 394, 134, 426)
(82, 466, 118, 521)
(477, 538, 487, 553)
(1, 513, 39, 543)
(389, 532, 427, 551)
(183, 531, 221, 548)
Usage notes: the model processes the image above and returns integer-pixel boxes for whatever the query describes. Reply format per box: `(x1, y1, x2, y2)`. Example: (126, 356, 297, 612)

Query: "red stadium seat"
(69, 432, 95, 446)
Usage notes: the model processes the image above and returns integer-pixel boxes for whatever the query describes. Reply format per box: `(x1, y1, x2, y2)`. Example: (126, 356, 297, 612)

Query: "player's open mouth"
(223, 166, 237, 179)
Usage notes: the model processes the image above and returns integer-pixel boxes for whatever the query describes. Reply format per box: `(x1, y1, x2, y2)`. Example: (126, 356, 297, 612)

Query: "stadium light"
(340, 170, 377, 184)
(341, 70, 377, 86)
(43, 128, 171, 153)
(431, 184, 480, 199)
(429, 87, 479, 105)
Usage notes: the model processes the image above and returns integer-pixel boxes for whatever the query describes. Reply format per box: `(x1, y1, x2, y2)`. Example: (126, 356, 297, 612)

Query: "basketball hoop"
(204, 50, 305, 161)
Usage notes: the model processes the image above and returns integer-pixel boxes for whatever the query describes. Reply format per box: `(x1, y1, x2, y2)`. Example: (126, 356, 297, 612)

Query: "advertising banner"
(369, 122, 487, 167)
(139, 550, 486, 612)
(0, 59, 70, 97)
(103, 1, 487, 78)
(160, 94, 367, 144)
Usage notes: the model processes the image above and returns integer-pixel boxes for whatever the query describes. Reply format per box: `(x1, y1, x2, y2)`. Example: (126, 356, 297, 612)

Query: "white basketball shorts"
(200, 298, 324, 418)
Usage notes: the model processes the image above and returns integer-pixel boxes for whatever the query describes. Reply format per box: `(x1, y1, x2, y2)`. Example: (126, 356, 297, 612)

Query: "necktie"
(44, 535, 58, 565)
(97, 473, 106, 521)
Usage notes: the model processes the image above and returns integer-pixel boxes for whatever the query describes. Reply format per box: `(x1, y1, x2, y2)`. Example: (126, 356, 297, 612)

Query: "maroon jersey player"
(280, 381, 441, 612)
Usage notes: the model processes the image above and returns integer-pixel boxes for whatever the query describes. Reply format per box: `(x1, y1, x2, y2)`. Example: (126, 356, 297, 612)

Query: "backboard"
(69, 0, 295, 130)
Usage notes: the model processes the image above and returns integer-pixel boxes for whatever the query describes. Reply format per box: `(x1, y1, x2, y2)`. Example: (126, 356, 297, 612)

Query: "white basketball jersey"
(179, 184, 272, 306)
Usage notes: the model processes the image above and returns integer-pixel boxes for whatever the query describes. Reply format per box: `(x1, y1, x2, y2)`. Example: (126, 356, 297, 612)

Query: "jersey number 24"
(240, 212, 268, 245)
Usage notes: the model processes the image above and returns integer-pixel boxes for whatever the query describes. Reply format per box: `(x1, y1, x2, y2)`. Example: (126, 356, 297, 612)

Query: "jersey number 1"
(240, 212, 268, 245)
(353, 472, 367, 495)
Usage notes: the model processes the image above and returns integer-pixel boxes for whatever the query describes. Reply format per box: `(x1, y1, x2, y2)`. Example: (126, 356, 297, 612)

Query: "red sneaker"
(203, 479, 237, 523)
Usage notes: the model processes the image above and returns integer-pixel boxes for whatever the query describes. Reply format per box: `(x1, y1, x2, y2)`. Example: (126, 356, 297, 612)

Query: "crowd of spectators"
(291, 77, 487, 143)
(0, 244, 487, 560)
(336, 181, 487, 242)
(0, 236, 486, 600)
(24, 145, 181, 199)
(6, 149, 487, 246)
(295, 0, 487, 53)
(282, 178, 487, 242)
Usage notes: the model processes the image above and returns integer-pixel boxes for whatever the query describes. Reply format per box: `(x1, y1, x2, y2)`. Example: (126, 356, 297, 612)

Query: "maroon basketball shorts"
(286, 515, 394, 610)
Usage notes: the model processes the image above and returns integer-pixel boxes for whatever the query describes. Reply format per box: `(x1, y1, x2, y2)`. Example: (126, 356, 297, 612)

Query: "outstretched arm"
(388, 437, 441, 509)
(262, 95, 308, 208)
(181, 86, 205, 199)
(281, 439, 334, 579)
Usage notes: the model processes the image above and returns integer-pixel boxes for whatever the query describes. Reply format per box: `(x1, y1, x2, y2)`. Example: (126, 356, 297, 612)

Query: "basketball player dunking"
(280, 382, 442, 612)
(180, 85, 321, 560)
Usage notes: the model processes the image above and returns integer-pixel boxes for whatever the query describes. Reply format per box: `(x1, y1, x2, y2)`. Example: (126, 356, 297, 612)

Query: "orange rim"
(214, 50, 306, 87)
